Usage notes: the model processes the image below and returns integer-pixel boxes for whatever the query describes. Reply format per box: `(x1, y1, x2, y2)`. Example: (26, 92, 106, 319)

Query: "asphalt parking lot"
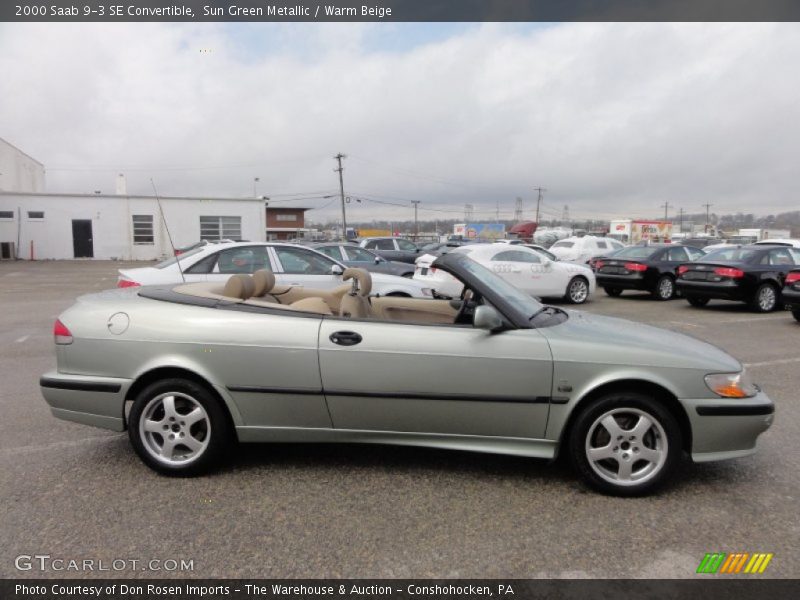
(1, 260, 798, 579)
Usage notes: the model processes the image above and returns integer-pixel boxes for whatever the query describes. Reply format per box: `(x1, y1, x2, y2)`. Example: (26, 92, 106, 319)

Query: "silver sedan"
(40, 253, 774, 495)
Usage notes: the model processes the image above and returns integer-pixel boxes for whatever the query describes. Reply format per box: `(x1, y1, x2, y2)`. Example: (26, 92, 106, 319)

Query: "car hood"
(540, 310, 741, 372)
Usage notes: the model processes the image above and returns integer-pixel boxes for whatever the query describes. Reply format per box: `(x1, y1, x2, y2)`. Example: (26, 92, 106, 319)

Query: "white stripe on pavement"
(744, 357, 800, 368)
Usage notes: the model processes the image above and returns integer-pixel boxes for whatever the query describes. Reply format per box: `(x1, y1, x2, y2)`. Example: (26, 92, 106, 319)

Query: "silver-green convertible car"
(40, 253, 774, 495)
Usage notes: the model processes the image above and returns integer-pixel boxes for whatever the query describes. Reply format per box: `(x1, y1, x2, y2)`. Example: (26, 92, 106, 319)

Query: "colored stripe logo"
(697, 553, 773, 574)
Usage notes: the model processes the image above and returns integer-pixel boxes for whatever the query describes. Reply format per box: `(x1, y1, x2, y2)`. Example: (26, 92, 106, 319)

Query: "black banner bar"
(5, 0, 800, 23)
(3, 579, 800, 600)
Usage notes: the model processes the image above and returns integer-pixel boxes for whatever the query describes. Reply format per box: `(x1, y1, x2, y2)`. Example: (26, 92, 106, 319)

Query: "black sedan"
(780, 269, 800, 322)
(594, 244, 706, 300)
(676, 244, 800, 312)
(304, 242, 415, 278)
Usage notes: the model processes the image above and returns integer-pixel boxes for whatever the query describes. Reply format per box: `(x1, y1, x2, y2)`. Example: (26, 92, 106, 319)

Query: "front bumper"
(40, 371, 131, 432)
(680, 391, 774, 462)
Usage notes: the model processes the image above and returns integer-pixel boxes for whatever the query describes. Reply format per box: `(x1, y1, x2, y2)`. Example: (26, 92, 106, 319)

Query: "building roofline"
(0, 137, 45, 167)
(0, 190, 264, 202)
(267, 206, 311, 211)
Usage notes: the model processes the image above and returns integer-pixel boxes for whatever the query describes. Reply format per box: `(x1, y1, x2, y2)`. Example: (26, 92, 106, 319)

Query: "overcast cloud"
(1, 22, 798, 224)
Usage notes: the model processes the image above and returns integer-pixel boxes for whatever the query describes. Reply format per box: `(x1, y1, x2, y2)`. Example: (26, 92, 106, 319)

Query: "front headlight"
(704, 371, 759, 398)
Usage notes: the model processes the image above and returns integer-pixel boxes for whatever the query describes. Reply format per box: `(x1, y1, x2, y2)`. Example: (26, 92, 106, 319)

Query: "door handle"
(329, 331, 362, 346)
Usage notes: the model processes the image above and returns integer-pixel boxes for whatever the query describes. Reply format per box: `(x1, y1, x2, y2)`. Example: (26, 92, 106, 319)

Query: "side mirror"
(473, 305, 504, 332)
(541, 257, 552, 266)
(374, 256, 381, 264)
(331, 264, 344, 275)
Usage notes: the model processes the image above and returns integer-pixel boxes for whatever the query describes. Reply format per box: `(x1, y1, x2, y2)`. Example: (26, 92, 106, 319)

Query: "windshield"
(612, 246, 658, 259)
(702, 247, 760, 262)
(457, 257, 542, 317)
(154, 246, 206, 269)
(552, 241, 574, 248)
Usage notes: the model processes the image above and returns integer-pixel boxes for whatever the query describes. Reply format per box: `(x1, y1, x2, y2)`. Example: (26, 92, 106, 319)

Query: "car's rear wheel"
(128, 378, 232, 476)
(654, 275, 675, 301)
(686, 295, 709, 307)
(751, 283, 778, 313)
(792, 309, 800, 322)
(566, 276, 590, 304)
(401, 272, 414, 278)
(568, 393, 682, 496)
(604, 287, 622, 297)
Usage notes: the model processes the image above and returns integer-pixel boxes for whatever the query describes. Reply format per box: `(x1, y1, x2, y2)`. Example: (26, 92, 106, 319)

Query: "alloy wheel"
(757, 286, 776, 312)
(568, 278, 589, 304)
(584, 408, 668, 487)
(139, 392, 211, 466)
(657, 276, 674, 300)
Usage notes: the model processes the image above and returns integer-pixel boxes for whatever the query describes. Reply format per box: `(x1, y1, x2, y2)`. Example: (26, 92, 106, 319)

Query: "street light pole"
(334, 153, 347, 240)
(411, 200, 420, 240)
(253, 177, 260, 198)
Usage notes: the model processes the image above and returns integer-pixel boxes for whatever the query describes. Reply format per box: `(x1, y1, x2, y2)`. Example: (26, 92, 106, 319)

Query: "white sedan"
(414, 244, 596, 303)
(549, 236, 625, 263)
(117, 242, 433, 297)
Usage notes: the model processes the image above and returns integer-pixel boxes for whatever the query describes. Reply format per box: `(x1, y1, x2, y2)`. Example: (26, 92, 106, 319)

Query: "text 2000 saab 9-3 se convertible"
(40, 253, 774, 496)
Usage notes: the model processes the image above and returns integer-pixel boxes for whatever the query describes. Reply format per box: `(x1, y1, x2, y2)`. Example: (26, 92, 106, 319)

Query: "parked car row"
(588, 242, 800, 321)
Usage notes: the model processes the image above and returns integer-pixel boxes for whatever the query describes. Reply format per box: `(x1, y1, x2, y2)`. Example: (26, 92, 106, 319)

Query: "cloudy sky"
(1, 21, 799, 224)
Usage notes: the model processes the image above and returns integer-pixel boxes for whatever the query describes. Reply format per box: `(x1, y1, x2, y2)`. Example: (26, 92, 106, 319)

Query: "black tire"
(604, 287, 622, 297)
(653, 275, 676, 301)
(568, 392, 682, 496)
(750, 283, 778, 313)
(128, 378, 232, 476)
(792, 309, 800, 323)
(401, 272, 414, 278)
(565, 276, 590, 304)
(686, 295, 710, 308)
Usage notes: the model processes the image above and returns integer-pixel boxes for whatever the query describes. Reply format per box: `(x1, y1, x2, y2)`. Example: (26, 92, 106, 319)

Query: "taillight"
(53, 319, 73, 345)
(714, 267, 744, 279)
(786, 272, 800, 285)
(677, 265, 690, 275)
(595, 260, 605, 270)
(624, 262, 647, 272)
(117, 279, 140, 288)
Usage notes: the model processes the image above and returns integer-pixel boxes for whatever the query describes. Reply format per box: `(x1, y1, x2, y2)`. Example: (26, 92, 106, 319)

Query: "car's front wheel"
(793, 308, 800, 322)
(568, 393, 682, 496)
(565, 276, 590, 304)
(128, 378, 232, 476)
(653, 275, 675, 301)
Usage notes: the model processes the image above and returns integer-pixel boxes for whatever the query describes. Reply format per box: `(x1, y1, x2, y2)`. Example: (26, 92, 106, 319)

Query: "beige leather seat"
(252, 269, 276, 296)
(339, 268, 372, 319)
(222, 274, 255, 300)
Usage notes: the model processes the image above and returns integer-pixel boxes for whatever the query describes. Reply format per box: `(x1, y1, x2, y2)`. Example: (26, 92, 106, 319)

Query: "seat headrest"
(342, 267, 372, 297)
(223, 274, 255, 300)
(252, 269, 276, 296)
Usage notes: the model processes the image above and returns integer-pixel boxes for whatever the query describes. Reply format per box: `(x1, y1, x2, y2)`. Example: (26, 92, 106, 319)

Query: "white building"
(0, 191, 266, 260)
(0, 137, 46, 193)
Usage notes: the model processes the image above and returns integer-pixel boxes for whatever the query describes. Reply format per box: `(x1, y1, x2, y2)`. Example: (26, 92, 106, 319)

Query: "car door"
(318, 318, 553, 439)
(486, 249, 562, 297)
(270, 245, 343, 289)
(395, 238, 420, 263)
(364, 238, 399, 261)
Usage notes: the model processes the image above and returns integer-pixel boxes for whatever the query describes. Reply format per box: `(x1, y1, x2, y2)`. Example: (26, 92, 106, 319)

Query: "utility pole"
(411, 200, 420, 240)
(253, 177, 260, 197)
(702, 203, 713, 233)
(514, 197, 523, 222)
(661, 202, 671, 222)
(533, 187, 546, 223)
(334, 153, 347, 240)
(495, 200, 500, 223)
(678, 207, 685, 233)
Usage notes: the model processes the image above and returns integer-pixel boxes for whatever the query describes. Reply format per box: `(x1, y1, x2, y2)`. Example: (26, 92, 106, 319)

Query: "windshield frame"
(433, 252, 545, 329)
